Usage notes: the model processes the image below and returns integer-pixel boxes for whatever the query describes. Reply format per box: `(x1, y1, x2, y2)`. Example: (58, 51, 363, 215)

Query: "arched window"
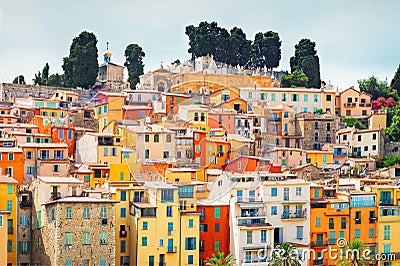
(166, 134, 171, 143)
(154, 134, 159, 143)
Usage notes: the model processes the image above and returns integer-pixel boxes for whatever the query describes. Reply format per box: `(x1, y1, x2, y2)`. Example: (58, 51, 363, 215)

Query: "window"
(58, 129, 64, 140)
(65, 260, 72, 266)
(188, 219, 194, 228)
(103, 147, 108, 156)
(326, 95, 332, 101)
(316, 217, 321, 227)
(185, 237, 196, 250)
(341, 218, 346, 229)
(66, 207, 72, 219)
(214, 241, 220, 251)
(247, 231, 252, 244)
(100, 232, 107, 244)
(53, 165, 60, 173)
(54, 150, 64, 159)
(261, 230, 267, 243)
(159, 239, 164, 246)
(304, 94, 308, 102)
(145, 135, 149, 142)
(200, 224, 208, 232)
(355, 229, 360, 238)
(271, 206, 277, 215)
(166, 134, 172, 142)
(314, 189, 320, 198)
(384, 225, 390, 240)
(292, 94, 299, 102)
(322, 155, 327, 163)
(111, 148, 117, 156)
(67, 129, 73, 140)
(329, 218, 334, 229)
(163, 151, 169, 158)
(120, 240, 126, 253)
(188, 255, 194, 265)
(100, 259, 106, 266)
(271, 187, 277, 197)
(26, 151, 33, 160)
(297, 226, 303, 240)
(168, 222, 173, 232)
(154, 134, 159, 142)
(149, 256, 154, 266)
(166, 206, 172, 217)
(384, 244, 391, 254)
(358, 135, 362, 142)
(314, 94, 318, 102)
(7, 153, 14, 161)
(21, 215, 28, 226)
(215, 223, 220, 232)
(372, 145, 377, 150)
(120, 208, 126, 218)
(271, 93, 276, 101)
(7, 184, 12, 194)
(145, 149, 150, 159)
(83, 207, 90, 219)
(100, 206, 107, 218)
(369, 228, 374, 238)
(120, 191, 126, 201)
(282, 93, 287, 101)
(214, 207, 220, 218)
(83, 232, 90, 244)
(161, 189, 174, 202)
(329, 231, 336, 245)
(296, 187, 302, 196)
(7, 240, 12, 252)
(65, 232, 72, 245)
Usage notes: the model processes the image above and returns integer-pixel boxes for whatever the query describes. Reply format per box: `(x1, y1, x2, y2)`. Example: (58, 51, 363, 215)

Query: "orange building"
(0, 141, 24, 184)
(199, 138, 230, 169)
(165, 93, 191, 115)
(310, 185, 350, 266)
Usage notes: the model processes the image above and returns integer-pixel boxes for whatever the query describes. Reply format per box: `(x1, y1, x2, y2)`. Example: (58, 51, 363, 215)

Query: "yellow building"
(130, 182, 200, 266)
(365, 185, 400, 265)
(0, 209, 10, 266)
(306, 150, 334, 166)
(109, 163, 132, 182)
(0, 175, 18, 265)
(94, 97, 125, 132)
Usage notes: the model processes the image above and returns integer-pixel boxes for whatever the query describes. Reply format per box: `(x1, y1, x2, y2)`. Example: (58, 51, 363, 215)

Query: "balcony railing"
(281, 213, 306, 220)
(333, 151, 347, 156)
(311, 241, 328, 248)
(380, 199, 394, 206)
(345, 102, 356, 107)
(238, 218, 269, 226)
(237, 197, 261, 203)
(167, 246, 178, 253)
(359, 103, 371, 107)
(369, 217, 376, 224)
(244, 258, 268, 264)
(20, 200, 32, 208)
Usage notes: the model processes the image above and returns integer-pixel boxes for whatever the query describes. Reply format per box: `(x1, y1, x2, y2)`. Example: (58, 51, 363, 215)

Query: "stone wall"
(0, 83, 123, 102)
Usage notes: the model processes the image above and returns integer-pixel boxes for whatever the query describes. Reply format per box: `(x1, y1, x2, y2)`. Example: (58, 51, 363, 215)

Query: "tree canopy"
(62, 31, 98, 89)
(269, 242, 302, 266)
(48, 73, 64, 87)
(290, 38, 321, 88)
(280, 69, 308, 87)
(185, 21, 281, 69)
(357, 76, 398, 100)
(124, 43, 145, 89)
(390, 64, 400, 96)
(12, 75, 25, 85)
(205, 252, 236, 266)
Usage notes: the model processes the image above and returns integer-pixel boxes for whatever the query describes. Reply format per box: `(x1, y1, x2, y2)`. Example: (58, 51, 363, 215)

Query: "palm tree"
(336, 240, 370, 266)
(269, 242, 302, 266)
(206, 252, 236, 266)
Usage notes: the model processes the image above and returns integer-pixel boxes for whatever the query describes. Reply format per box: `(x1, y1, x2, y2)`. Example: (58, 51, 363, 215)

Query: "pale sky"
(0, 0, 399, 89)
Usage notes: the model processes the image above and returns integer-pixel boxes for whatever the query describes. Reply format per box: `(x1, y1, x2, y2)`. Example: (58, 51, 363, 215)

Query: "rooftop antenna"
(106, 41, 109, 50)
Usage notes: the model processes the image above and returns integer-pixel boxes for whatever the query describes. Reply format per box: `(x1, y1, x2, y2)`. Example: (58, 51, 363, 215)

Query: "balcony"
(344, 102, 356, 107)
(311, 241, 328, 248)
(268, 117, 281, 122)
(167, 246, 178, 253)
(369, 217, 376, 223)
(379, 199, 394, 206)
(238, 218, 270, 226)
(333, 151, 347, 156)
(98, 138, 114, 146)
(243, 258, 268, 264)
(119, 231, 127, 237)
(281, 213, 306, 220)
(20, 200, 32, 208)
(359, 102, 371, 107)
